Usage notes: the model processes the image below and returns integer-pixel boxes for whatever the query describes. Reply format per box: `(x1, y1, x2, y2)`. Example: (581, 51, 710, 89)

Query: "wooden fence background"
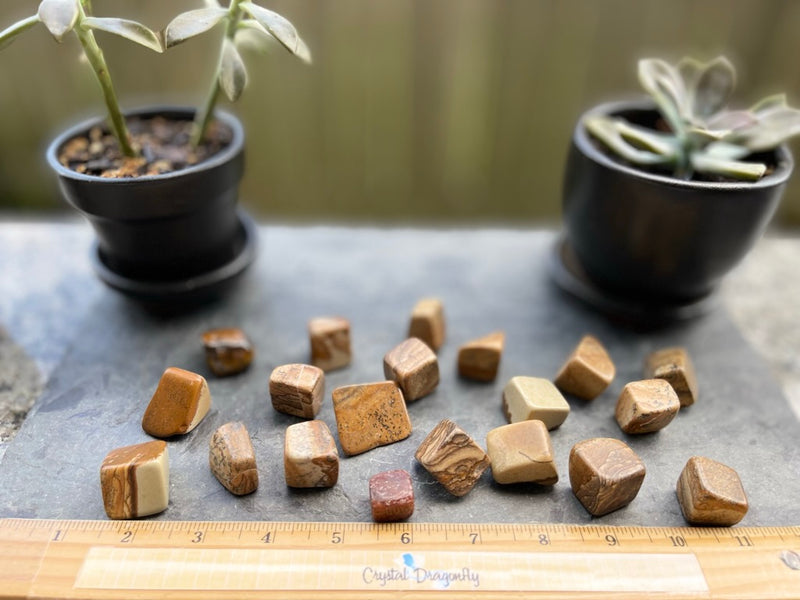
(2, 0, 800, 225)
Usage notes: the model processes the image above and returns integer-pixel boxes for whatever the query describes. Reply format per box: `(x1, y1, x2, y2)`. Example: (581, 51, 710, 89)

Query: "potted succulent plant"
(0, 0, 310, 302)
(557, 56, 800, 319)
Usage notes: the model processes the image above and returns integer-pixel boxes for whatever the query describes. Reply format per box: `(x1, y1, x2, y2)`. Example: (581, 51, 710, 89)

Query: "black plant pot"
(558, 99, 793, 318)
(47, 107, 257, 303)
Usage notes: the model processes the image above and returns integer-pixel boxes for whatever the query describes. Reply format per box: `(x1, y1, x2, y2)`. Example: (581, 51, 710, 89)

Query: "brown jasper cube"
(100, 440, 169, 519)
(676, 457, 748, 526)
(209, 422, 258, 496)
(554, 335, 615, 400)
(458, 331, 505, 382)
(269, 363, 325, 419)
(502, 376, 570, 430)
(569, 437, 646, 517)
(369, 469, 415, 522)
(415, 418, 490, 497)
(383, 338, 440, 401)
(408, 298, 445, 351)
(284, 420, 339, 488)
(645, 347, 699, 407)
(142, 367, 211, 438)
(615, 379, 680, 434)
(309, 316, 351, 372)
(486, 420, 558, 485)
(332, 381, 412, 456)
(202, 328, 253, 377)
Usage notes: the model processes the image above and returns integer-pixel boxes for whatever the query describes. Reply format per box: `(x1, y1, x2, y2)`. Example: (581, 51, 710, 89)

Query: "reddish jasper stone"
(369, 469, 414, 522)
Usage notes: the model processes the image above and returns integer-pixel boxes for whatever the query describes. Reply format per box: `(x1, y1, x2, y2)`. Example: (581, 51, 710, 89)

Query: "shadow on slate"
(1, 227, 799, 526)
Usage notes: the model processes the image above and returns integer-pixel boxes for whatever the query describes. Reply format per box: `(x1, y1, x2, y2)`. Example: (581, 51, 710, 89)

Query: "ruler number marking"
(400, 531, 412, 544)
(668, 535, 686, 547)
(331, 531, 343, 544)
(261, 532, 273, 544)
(469, 532, 480, 545)
(539, 533, 550, 545)
(120, 530, 133, 544)
(605, 534, 618, 547)
(191, 531, 205, 544)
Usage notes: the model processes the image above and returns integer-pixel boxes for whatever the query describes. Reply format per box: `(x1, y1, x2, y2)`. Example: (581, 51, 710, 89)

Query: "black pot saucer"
(91, 209, 258, 304)
(548, 236, 719, 326)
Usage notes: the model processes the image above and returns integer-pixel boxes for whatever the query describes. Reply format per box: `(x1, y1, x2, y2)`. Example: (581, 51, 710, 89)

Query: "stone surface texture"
(554, 335, 615, 400)
(100, 440, 169, 519)
(458, 331, 505, 382)
(676, 456, 748, 526)
(383, 337, 440, 401)
(141, 367, 211, 438)
(486, 420, 558, 485)
(209, 421, 258, 495)
(502, 376, 570, 429)
(615, 379, 681, 434)
(408, 298, 445, 351)
(283, 420, 339, 488)
(369, 469, 415, 522)
(309, 316, 351, 371)
(269, 363, 325, 419)
(202, 328, 254, 377)
(569, 438, 646, 517)
(644, 347, 699, 408)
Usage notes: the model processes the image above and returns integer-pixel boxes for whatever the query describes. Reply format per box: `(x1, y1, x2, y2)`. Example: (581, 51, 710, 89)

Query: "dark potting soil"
(57, 116, 233, 178)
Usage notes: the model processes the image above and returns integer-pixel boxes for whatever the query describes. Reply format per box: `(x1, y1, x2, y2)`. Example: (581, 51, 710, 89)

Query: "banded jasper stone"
(415, 419, 490, 497)
(486, 420, 558, 485)
(645, 347, 699, 407)
(269, 363, 325, 419)
(383, 337, 440, 401)
(369, 469, 415, 522)
(209, 422, 258, 495)
(676, 457, 748, 526)
(202, 328, 254, 377)
(309, 316, 351, 372)
(408, 298, 445, 351)
(100, 440, 169, 519)
(284, 420, 339, 488)
(142, 367, 211, 438)
(615, 379, 680, 434)
(502, 376, 570, 430)
(554, 335, 615, 400)
(458, 331, 505, 382)
(332, 381, 412, 456)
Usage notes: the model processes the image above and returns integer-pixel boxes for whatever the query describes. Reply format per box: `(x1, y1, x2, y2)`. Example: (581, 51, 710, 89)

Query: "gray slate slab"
(1, 227, 798, 526)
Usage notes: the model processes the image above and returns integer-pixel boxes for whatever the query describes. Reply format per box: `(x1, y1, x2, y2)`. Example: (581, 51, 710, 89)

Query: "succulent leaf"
(638, 58, 688, 135)
(82, 17, 162, 52)
(584, 116, 677, 166)
(750, 93, 787, 115)
(731, 106, 800, 151)
(706, 109, 758, 132)
(240, 2, 310, 62)
(164, 7, 228, 48)
(691, 56, 735, 119)
(676, 57, 703, 92)
(690, 152, 766, 181)
(37, 0, 79, 42)
(219, 37, 247, 102)
(0, 14, 40, 51)
(704, 141, 750, 161)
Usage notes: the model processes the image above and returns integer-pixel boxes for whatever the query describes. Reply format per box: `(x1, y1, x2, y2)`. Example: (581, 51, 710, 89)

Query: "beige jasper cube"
(284, 420, 339, 488)
(332, 381, 412, 456)
(209, 422, 258, 496)
(554, 335, 615, 400)
(645, 347, 699, 407)
(141, 367, 211, 438)
(486, 420, 558, 485)
(383, 337, 440, 401)
(615, 379, 680, 434)
(269, 363, 325, 419)
(458, 331, 505, 382)
(502, 376, 570, 430)
(309, 316, 351, 371)
(100, 440, 169, 519)
(408, 298, 445, 351)
(676, 456, 748, 526)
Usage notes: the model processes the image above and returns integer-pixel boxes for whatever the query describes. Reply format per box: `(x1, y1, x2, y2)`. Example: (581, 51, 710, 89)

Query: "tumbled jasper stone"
(369, 469, 415, 522)
(645, 347, 699, 407)
(569, 437, 646, 517)
(332, 381, 412, 456)
(502, 376, 570, 430)
(408, 298, 445, 351)
(100, 440, 169, 519)
(284, 420, 339, 488)
(458, 331, 505, 382)
(554, 335, 615, 400)
(202, 328, 254, 377)
(615, 379, 680, 434)
(415, 418, 490, 497)
(209, 422, 258, 495)
(486, 420, 558, 485)
(677, 456, 748, 526)
(309, 316, 351, 372)
(383, 337, 440, 401)
(269, 363, 325, 419)
(142, 367, 211, 438)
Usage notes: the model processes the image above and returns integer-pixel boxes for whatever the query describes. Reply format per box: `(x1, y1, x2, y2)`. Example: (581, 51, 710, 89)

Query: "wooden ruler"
(1, 519, 799, 599)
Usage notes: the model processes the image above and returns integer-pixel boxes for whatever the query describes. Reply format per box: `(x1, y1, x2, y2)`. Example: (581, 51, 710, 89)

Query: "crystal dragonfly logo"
(361, 553, 480, 589)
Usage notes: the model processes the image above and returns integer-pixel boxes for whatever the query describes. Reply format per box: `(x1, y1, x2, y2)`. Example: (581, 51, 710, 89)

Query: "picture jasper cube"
(383, 337, 440, 401)
(209, 422, 258, 496)
(369, 469, 415, 522)
(615, 379, 680, 434)
(332, 381, 412, 456)
(458, 331, 505, 382)
(486, 420, 558, 485)
(309, 316, 351, 371)
(284, 420, 339, 488)
(142, 367, 211, 438)
(645, 347, 699, 407)
(269, 363, 325, 419)
(554, 335, 615, 400)
(502, 376, 570, 430)
(408, 297, 446, 351)
(415, 418, 490, 497)
(100, 440, 169, 519)
(676, 456, 748, 526)
(202, 328, 254, 376)
(569, 438, 646, 517)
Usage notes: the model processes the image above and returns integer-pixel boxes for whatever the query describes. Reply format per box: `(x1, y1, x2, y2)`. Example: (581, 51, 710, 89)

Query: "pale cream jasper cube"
(284, 420, 339, 488)
(645, 347, 699, 407)
(142, 367, 211, 438)
(676, 456, 748, 526)
(309, 316, 351, 372)
(100, 440, 169, 519)
(486, 420, 558, 485)
(502, 376, 570, 430)
(615, 379, 680, 434)
(554, 335, 615, 400)
(408, 298, 445, 351)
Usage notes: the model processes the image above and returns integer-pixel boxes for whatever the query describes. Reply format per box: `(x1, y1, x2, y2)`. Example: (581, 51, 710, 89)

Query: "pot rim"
(576, 98, 794, 191)
(45, 105, 245, 183)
